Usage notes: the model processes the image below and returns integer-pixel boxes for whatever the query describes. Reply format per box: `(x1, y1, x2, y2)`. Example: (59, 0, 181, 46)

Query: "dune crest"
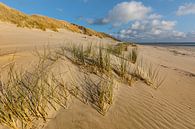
(0, 2, 118, 40)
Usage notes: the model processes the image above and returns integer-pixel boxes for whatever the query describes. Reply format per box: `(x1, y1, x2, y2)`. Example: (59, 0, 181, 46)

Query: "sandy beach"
(0, 23, 195, 129)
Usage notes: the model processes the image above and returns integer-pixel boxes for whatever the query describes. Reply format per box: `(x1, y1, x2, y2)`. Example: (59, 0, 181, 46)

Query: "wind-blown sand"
(0, 23, 195, 129)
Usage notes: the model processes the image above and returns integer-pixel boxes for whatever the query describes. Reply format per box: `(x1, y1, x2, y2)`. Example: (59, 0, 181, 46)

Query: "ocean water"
(137, 42, 195, 47)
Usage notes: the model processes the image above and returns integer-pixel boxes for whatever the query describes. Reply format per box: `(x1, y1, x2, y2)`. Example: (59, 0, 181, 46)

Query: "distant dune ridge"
(0, 2, 118, 40)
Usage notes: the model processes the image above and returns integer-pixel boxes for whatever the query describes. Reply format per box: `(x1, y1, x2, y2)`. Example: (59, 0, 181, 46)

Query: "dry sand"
(0, 23, 195, 129)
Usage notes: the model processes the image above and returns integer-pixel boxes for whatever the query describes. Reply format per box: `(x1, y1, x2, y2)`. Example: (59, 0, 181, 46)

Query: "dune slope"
(0, 2, 117, 40)
(44, 46, 195, 129)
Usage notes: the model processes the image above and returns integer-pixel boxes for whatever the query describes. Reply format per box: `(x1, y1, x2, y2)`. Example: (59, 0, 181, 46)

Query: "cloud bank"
(176, 3, 195, 16)
(88, 1, 151, 26)
(87, 1, 193, 42)
(114, 15, 186, 42)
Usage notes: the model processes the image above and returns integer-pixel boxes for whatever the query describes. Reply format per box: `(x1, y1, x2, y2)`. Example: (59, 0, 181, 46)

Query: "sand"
(0, 23, 195, 129)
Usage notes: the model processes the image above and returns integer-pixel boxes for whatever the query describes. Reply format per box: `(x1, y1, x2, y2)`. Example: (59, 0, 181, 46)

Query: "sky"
(0, 0, 195, 42)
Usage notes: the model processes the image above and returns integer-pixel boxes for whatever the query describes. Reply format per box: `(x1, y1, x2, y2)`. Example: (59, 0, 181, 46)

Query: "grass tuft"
(0, 51, 69, 129)
(134, 59, 165, 89)
(98, 78, 114, 115)
(127, 48, 138, 64)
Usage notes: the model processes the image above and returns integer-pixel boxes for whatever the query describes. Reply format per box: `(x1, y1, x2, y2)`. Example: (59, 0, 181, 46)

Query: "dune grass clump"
(113, 55, 128, 78)
(107, 42, 137, 56)
(107, 43, 138, 65)
(68, 72, 115, 116)
(107, 42, 129, 56)
(107, 45, 123, 56)
(127, 48, 138, 64)
(96, 46, 111, 73)
(0, 65, 48, 129)
(60, 43, 94, 65)
(98, 78, 114, 115)
(85, 43, 93, 57)
(0, 55, 69, 129)
(72, 44, 85, 64)
(59, 44, 112, 75)
(115, 43, 129, 51)
(112, 55, 134, 86)
(134, 59, 165, 89)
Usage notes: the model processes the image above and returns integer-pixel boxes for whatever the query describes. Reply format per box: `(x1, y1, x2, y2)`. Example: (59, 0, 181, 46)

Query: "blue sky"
(0, 0, 195, 42)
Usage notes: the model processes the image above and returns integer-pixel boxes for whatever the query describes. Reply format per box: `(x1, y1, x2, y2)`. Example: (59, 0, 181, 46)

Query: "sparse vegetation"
(127, 48, 138, 64)
(113, 54, 128, 78)
(96, 46, 111, 73)
(0, 3, 119, 40)
(133, 59, 165, 89)
(107, 42, 137, 55)
(98, 78, 114, 115)
(59, 44, 112, 75)
(0, 52, 69, 129)
(107, 42, 130, 56)
(57, 43, 164, 89)
(68, 72, 115, 116)
(0, 42, 164, 129)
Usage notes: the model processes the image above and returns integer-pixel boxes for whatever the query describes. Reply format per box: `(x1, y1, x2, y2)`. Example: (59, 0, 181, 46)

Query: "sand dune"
(44, 81, 195, 129)
(0, 2, 117, 40)
(0, 23, 195, 129)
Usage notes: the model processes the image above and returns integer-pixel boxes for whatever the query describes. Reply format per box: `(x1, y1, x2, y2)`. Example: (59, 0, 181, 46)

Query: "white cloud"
(114, 17, 186, 41)
(160, 20, 176, 30)
(132, 21, 145, 30)
(85, 1, 190, 41)
(88, 1, 151, 26)
(107, 1, 151, 23)
(148, 14, 162, 19)
(176, 3, 195, 16)
(172, 31, 186, 38)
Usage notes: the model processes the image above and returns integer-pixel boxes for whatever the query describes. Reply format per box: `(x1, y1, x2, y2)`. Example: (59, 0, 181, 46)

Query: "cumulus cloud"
(86, 1, 190, 41)
(114, 17, 186, 41)
(176, 3, 195, 16)
(88, 1, 151, 26)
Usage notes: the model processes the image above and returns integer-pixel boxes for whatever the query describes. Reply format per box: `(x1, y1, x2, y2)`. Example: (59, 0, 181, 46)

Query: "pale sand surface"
(0, 23, 195, 129)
